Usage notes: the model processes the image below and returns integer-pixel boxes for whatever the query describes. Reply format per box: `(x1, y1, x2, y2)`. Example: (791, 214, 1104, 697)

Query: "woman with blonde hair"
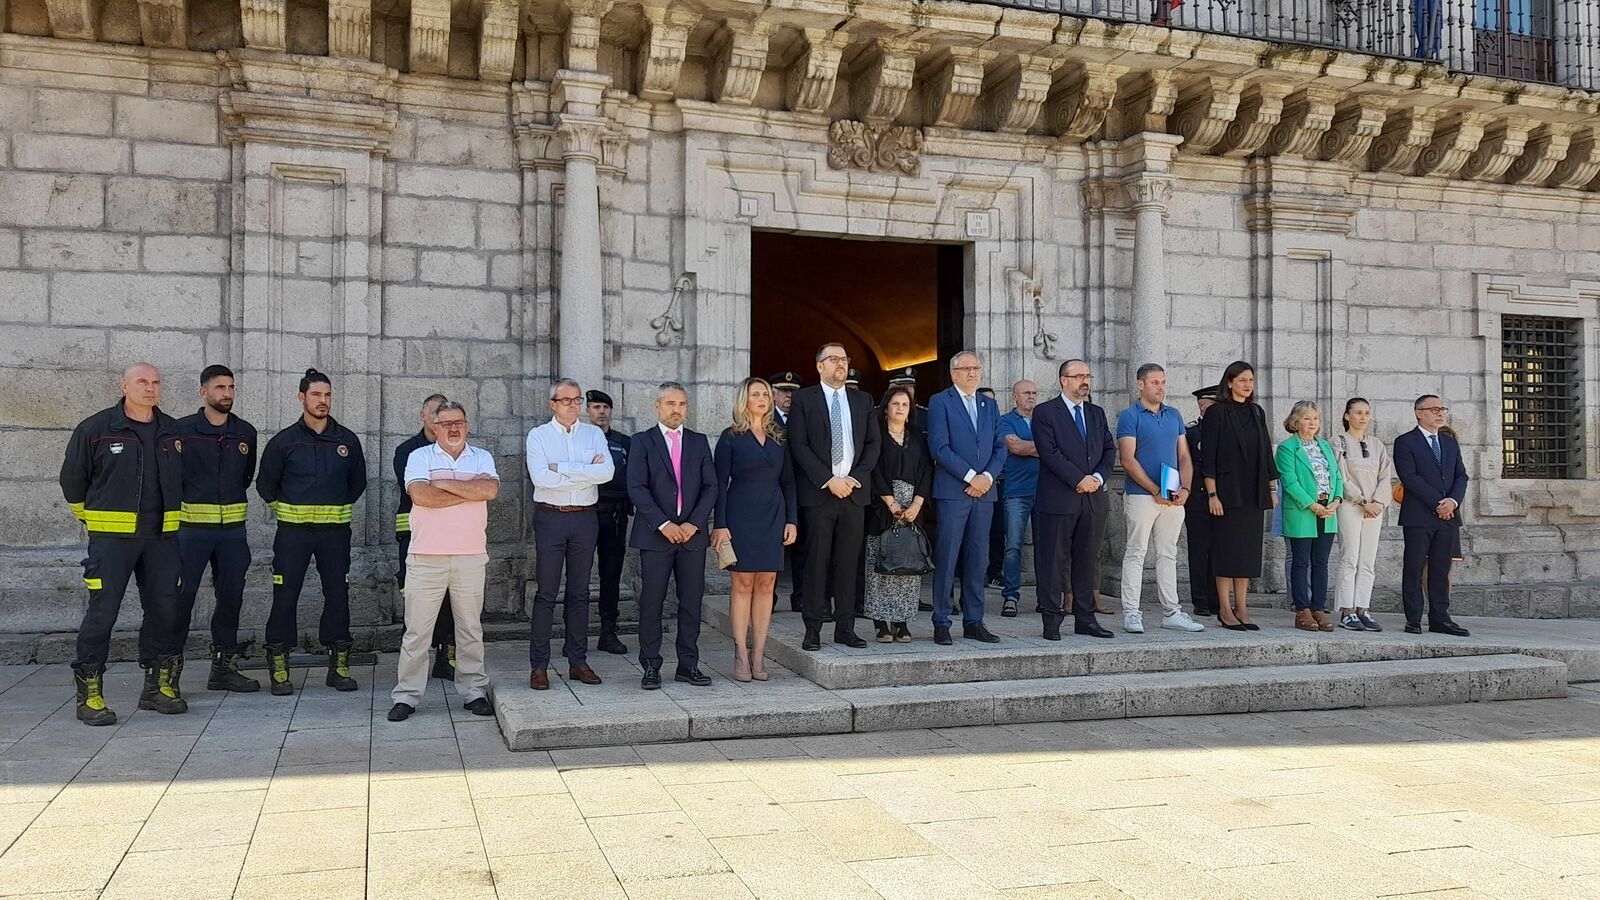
(1275, 400, 1343, 632)
(711, 377, 797, 682)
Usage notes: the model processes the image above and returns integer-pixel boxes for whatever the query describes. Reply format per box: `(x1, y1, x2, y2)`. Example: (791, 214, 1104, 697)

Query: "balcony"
(976, 0, 1600, 90)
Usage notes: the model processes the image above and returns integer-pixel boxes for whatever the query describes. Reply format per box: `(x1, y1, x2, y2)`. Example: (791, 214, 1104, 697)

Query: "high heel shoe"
(1218, 610, 1249, 632)
(750, 651, 768, 682)
(733, 652, 752, 683)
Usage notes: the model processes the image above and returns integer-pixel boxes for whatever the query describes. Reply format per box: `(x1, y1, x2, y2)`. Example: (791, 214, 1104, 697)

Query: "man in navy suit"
(628, 382, 719, 688)
(926, 351, 1007, 645)
(1032, 359, 1117, 640)
(1392, 394, 1470, 636)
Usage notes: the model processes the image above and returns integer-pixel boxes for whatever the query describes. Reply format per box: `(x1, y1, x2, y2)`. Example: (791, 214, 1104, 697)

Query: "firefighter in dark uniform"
(395, 393, 456, 679)
(586, 389, 631, 655)
(256, 369, 367, 695)
(1185, 385, 1221, 616)
(59, 362, 187, 725)
(174, 364, 260, 694)
(769, 371, 805, 612)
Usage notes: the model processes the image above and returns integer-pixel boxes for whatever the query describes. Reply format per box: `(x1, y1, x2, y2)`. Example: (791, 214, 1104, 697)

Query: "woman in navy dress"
(711, 377, 797, 683)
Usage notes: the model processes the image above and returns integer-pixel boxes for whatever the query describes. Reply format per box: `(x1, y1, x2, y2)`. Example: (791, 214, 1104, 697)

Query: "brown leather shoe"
(569, 665, 602, 685)
(1312, 610, 1335, 632)
(1294, 609, 1318, 632)
(529, 669, 549, 690)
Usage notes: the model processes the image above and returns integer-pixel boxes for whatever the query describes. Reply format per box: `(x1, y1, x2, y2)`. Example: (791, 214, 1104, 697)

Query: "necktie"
(666, 429, 683, 516)
(829, 390, 846, 468)
(964, 393, 978, 430)
(1428, 433, 1442, 468)
(1072, 403, 1086, 440)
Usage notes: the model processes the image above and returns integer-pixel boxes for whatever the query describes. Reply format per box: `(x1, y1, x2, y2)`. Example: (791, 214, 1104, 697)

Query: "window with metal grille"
(1501, 315, 1582, 478)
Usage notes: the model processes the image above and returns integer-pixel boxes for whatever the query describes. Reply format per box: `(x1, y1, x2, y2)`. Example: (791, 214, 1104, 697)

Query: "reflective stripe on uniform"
(78, 508, 138, 534)
(395, 512, 410, 533)
(269, 501, 353, 525)
(272, 574, 283, 585)
(70, 502, 86, 521)
(83, 577, 102, 590)
(162, 510, 181, 532)
(180, 502, 249, 525)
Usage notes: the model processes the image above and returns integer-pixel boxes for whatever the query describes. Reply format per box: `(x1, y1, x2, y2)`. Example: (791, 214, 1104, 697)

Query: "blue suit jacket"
(1032, 395, 1115, 516)
(627, 426, 717, 551)
(927, 386, 1006, 502)
(1392, 427, 1467, 530)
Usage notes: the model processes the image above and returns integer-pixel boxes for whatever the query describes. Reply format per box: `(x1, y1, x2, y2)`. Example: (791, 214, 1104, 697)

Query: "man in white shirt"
(389, 400, 498, 721)
(524, 378, 614, 689)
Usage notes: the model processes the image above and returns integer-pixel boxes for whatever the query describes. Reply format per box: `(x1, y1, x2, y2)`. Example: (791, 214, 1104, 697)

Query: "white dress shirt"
(821, 383, 855, 481)
(525, 418, 614, 507)
(1064, 398, 1105, 486)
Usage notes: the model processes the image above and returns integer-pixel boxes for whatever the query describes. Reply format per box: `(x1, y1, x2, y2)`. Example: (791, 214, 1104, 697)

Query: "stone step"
(490, 651, 1567, 750)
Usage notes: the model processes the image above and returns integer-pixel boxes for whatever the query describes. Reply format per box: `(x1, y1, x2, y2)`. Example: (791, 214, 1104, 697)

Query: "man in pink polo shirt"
(389, 399, 500, 721)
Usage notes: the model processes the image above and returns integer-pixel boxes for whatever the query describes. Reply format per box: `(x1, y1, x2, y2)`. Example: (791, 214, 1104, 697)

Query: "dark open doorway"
(750, 232, 967, 402)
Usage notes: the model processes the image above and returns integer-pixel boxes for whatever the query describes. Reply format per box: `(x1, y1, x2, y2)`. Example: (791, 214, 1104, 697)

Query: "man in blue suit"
(1032, 359, 1117, 640)
(628, 382, 719, 688)
(927, 351, 1006, 645)
(1392, 394, 1469, 636)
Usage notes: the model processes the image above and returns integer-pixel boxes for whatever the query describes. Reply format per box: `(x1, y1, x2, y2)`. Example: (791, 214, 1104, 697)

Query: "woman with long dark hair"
(1199, 361, 1277, 630)
(864, 384, 932, 642)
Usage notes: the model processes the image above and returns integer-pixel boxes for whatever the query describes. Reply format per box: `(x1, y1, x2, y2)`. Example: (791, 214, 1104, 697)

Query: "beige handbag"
(715, 540, 738, 570)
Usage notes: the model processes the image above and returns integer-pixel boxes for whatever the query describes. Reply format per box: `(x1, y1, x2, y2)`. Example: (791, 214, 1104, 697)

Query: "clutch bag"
(715, 540, 738, 570)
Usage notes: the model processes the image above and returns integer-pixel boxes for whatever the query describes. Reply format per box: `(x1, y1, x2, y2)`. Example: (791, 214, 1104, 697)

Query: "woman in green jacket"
(1275, 401, 1343, 632)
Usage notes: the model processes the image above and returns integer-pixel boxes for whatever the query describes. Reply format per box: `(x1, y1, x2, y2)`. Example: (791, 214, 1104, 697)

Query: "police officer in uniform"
(395, 393, 456, 679)
(770, 372, 799, 428)
(256, 369, 367, 695)
(586, 389, 631, 655)
(1185, 385, 1221, 616)
(769, 372, 804, 611)
(60, 362, 187, 725)
(174, 365, 260, 694)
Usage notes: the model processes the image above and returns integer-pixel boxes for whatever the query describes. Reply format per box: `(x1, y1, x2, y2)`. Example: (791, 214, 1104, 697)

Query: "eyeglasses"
(1418, 406, 1448, 414)
(952, 366, 981, 374)
(1064, 373, 1093, 380)
(820, 356, 850, 365)
(437, 419, 468, 430)
(552, 397, 583, 406)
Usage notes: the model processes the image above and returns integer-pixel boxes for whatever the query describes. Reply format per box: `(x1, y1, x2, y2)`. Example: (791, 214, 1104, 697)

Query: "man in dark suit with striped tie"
(1392, 394, 1470, 636)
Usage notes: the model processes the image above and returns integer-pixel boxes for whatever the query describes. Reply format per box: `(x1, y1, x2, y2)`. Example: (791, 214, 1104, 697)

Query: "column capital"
(556, 114, 607, 162)
(1120, 172, 1174, 211)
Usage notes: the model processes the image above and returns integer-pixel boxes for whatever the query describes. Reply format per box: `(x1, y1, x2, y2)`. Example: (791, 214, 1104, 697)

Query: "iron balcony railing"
(990, 0, 1600, 90)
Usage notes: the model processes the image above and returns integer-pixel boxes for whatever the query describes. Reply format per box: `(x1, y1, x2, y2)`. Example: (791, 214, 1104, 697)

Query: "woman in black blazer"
(1199, 361, 1277, 630)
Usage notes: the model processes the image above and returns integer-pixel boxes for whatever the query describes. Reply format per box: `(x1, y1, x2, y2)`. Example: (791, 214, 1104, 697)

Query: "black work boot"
(169, 654, 185, 700)
(207, 645, 260, 693)
(73, 665, 117, 727)
(325, 645, 358, 692)
(138, 656, 188, 714)
(430, 643, 456, 680)
(265, 644, 294, 696)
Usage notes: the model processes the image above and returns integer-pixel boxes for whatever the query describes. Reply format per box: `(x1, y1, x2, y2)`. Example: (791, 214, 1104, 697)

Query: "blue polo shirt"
(1116, 402, 1186, 497)
(997, 410, 1038, 498)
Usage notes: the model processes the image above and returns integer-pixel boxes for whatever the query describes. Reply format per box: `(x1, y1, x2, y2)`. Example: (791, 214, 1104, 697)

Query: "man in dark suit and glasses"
(926, 352, 1006, 645)
(1032, 359, 1117, 640)
(628, 382, 719, 688)
(1393, 394, 1470, 636)
(787, 342, 882, 650)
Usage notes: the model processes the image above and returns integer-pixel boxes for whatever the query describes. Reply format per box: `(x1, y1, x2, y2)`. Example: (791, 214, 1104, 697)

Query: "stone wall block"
(114, 97, 218, 144)
(0, 272, 50, 324)
(106, 178, 220, 233)
(0, 172, 104, 228)
(52, 272, 222, 327)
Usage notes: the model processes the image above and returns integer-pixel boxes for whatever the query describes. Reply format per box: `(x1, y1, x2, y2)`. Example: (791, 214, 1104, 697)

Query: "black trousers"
(76, 535, 182, 668)
(799, 499, 864, 637)
(177, 526, 250, 652)
(1034, 507, 1097, 630)
(268, 524, 352, 649)
(1184, 501, 1218, 613)
(1402, 524, 1455, 626)
(530, 506, 598, 669)
(594, 503, 630, 633)
(637, 546, 706, 672)
(787, 518, 808, 611)
(397, 530, 454, 647)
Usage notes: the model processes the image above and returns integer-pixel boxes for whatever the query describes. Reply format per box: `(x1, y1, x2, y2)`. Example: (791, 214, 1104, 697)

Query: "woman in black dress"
(711, 377, 797, 683)
(865, 386, 933, 642)
(1199, 360, 1277, 631)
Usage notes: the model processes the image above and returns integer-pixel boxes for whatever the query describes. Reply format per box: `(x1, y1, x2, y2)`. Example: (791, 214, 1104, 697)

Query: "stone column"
(1118, 132, 1183, 382)
(556, 114, 605, 389)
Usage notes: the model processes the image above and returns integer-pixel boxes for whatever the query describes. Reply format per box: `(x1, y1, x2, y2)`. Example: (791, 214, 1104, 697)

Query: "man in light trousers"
(389, 400, 499, 721)
(1115, 364, 1204, 634)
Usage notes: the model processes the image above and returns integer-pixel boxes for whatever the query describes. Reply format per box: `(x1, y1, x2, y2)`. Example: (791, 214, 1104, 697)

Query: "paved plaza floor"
(0, 649, 1597, 899)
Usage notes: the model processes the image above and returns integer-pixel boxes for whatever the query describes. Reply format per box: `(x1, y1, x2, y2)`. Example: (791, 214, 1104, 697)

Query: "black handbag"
(875, 523, 933, 576)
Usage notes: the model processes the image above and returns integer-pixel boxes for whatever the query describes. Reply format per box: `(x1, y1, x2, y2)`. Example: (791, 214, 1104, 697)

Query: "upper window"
(1501, 315, 1582, 479)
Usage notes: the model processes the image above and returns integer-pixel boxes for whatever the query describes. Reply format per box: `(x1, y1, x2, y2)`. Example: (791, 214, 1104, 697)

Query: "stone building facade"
(2, 0, 1599, 648)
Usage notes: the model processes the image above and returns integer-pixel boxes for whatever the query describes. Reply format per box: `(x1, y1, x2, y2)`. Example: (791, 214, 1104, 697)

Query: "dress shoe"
(529, 669, 550, 690)
(1075, 622, 1115, 639)
(462, 697, 493, 716)
(962, 622, 1000, 644)
(1042, 624, 1061, 641)
(801, 630, 822, 652)
(1404, 623, 1423, 634)
(597, 632, 629, 655)
(918, 601, 933, 612)
(641, 666, 661, 690)
(675, 667, 713, 686)
(835, 632, 868, 649)
(934, 626, 952, 646)
(1001, 599, 1018, 617)
(387, 702, 414, 722)
(1429, 621, 1471, 637)
(569, 665, 602, 685)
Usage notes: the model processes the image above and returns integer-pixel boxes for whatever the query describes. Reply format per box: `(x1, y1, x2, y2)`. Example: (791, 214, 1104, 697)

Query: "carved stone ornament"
(1546, 127, 1600, 190)
(1368, 105, 1440, 174)
(1171, 76, 1242, 156)
(327, 0, 371, 60)
(826, 120, 923, 176)
(136, 0, 187, 48)
(240, 0, 287, 51)
(1505, 122, 1573, 186)
(651, 275, 693, 346)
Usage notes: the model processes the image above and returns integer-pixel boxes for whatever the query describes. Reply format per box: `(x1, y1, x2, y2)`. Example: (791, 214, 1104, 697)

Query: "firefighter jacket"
(59, 403, 184, 536)
(174, 409, 258, 527)
(256, 415, 367, 526)
(392, 429, 429, 535)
